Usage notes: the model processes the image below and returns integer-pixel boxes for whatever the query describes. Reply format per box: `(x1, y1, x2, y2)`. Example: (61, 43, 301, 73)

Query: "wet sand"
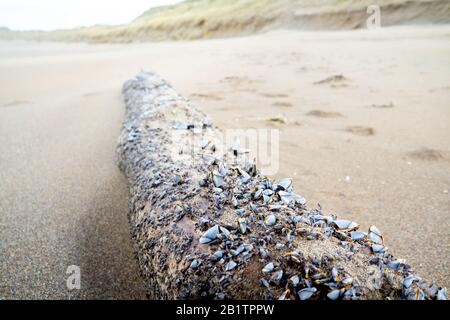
(0, 25, 449, 298)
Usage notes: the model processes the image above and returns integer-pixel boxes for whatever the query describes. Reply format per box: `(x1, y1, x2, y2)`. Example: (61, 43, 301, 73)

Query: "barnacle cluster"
(117, 70, 447, 300)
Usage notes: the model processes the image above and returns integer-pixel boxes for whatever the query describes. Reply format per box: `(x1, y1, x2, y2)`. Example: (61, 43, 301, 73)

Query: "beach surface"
(0, 25, 449, 298)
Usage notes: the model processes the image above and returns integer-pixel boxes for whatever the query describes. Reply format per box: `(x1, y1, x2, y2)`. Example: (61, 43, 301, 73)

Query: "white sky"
(0, 0, 184, 31)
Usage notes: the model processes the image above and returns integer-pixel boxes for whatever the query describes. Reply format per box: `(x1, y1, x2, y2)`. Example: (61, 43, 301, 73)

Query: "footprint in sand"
(190, 93, 224, 101)
(406, 148, 450, 162)
(220, 76, 263, 87)
(272, 102, 293, 108)
(1, 100, 33, 108)
(265, 115, 288, 125)
(369, 102, 395, 109)
(429, 85, 450, 93)
(82, 91, 104, 98)
(261, 93, 289, 99)
(264, 115, 301, 127)
(314, 74, 348, 88)
(345, 126, 375, 136)
(306, 110, 343, 118)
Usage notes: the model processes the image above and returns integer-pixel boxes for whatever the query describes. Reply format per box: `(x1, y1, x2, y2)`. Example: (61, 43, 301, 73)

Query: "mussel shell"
(437, 288, 447, 300)
(230, 244, 245, 256)
(265, 214, 276, 226)
(218, 162, 228, 176)
(238, 218, 248, 234)
(368, 232, 383, 244)
(327, 289, 341, 300)
(278, 289, 291, 300)
(279, 191, 306, 205)
(272, 270, 283, 283)
(225, 260, 237, 271)
(253, 189, 263, 200)
(219, 226, 231, 238)
(291, 193, 306, 205)
(276, 178, 292, 191)
(262, 262, 274, 273)
(340, 277, 353, 288)
(260, 278, 270, 289)
(369, 225, 382, 236)
(212, 174, 224, 188)
(350, 231, 365, 240)
(290, 275, 300, 287)
(371, 244, 386, 253)
(386, 260, 400, 270)
(332, 219, 359, 231)
(213, 250, 224, 260)
(200, 225, 219, 244)
(190, 259, 200, 269)
(412, 288, 425, 300)
(331, 267, 339, 281)
(237, 167, 251, 183)
(298, 287, 317, 300)
(403, 275, 418, 288)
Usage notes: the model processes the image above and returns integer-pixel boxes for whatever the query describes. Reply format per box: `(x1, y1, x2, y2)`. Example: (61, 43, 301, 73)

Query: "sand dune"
(1, 0, 449, 42)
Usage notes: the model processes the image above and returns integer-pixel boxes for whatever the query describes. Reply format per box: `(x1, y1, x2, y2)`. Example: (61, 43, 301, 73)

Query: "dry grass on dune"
(1, 0, 450, 42)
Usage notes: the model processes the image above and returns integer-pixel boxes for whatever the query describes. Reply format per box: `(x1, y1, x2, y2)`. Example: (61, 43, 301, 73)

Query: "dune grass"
(1, 0, 448, 42)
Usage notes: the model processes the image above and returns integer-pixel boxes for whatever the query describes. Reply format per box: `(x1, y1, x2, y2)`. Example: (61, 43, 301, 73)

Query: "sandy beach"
(0, 25, 449, 298)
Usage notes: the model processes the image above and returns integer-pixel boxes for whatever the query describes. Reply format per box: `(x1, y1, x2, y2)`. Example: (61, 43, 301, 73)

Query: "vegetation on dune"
(1, 0, 449, 42)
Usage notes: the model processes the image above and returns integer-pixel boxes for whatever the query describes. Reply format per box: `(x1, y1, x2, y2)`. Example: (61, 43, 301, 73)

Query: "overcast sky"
(0, 0, 184, 31)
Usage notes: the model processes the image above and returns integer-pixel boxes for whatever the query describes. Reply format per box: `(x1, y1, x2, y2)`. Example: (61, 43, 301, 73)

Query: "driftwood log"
(117, 70, 446, 300)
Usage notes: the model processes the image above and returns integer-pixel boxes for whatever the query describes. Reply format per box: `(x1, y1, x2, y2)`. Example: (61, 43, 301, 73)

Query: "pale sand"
(0, 25, 449, 298)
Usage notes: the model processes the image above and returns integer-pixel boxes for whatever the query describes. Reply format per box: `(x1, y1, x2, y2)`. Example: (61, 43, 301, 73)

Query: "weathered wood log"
(117, 70, 446, 300)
